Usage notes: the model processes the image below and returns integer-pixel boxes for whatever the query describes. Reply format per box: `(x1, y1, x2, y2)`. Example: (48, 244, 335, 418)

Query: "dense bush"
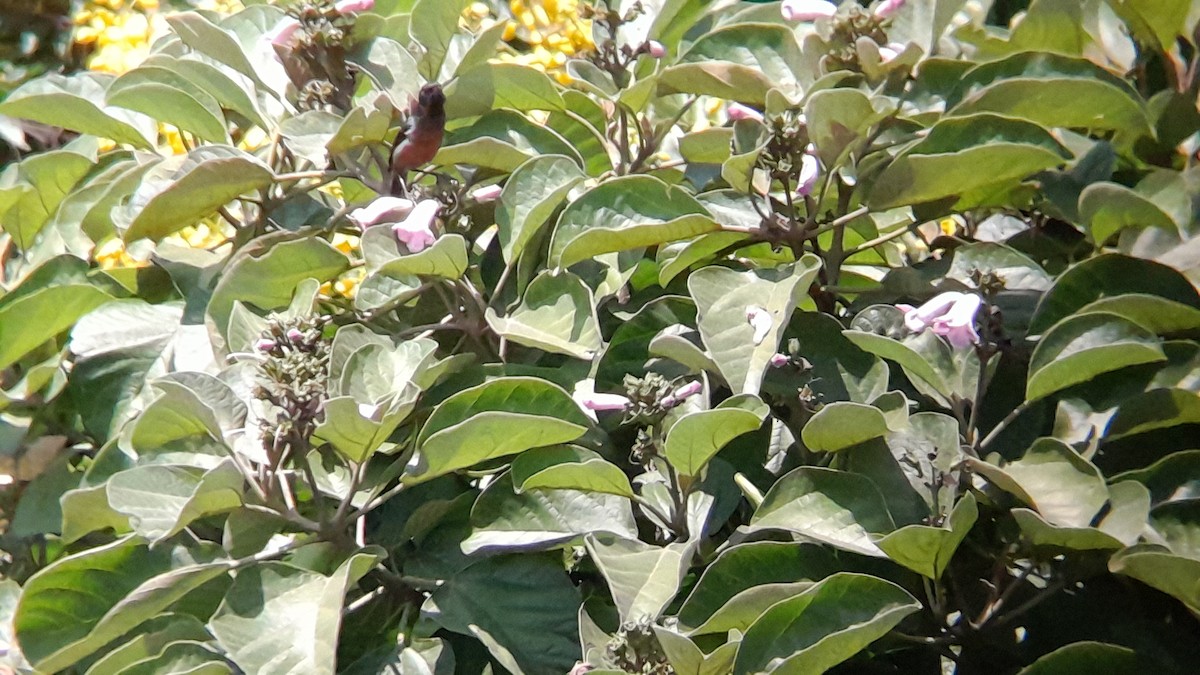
(1, 0, 1199, 673)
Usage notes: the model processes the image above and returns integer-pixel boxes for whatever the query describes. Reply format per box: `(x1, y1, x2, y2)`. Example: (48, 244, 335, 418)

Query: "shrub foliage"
(1, 0, 1200, 673)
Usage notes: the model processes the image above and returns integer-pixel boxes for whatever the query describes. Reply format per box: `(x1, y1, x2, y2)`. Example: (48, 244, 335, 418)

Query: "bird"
(389, 82, 446, 196)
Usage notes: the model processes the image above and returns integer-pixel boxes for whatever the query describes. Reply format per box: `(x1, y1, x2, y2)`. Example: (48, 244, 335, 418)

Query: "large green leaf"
(4, 146, 98, 248)
(1078, 295, 1200, 336)
(0, 72, 154, 148)
(485, 271, 602, 359)
(585, 534, 693, 624)
(664, 394, 768, 477)
(948, 52, 1150, 138)
(868, 113, 1069, 209)
(431, 555, 581, 675)
(363, 230, 468, 280)
(119, 146, 274, 243)
(804, 88, 889, 167)
(14, 539, 228, 673)
(166, 12, 274, 92)
(510, 446, 634, 498)
(408, 377, 590, 482)
(733, 573, 921, 675)
(689, 256, 822, 395)
(789, 312, 889, 404)
(445, 63, 565, 117)
(206, 235, 349, 352)
(549, 175, 718, 269)
(0, 257, 115, 371)
(436, 110, 582, 172)
(106, 461, 243, 542)
(107, 66, 228, 143)
(496, 155, 586, 263)
(1016, 642, 1142, 675)
(1109, 547, 1200, 613)
(1026, 312, 1166, 402)
(678, 541, 839, 634)
(462, 472, 637, 554)
(1105, 388, 1200, 441)
(83, 614, 215, 675)
(802, 402, 892, 454)
(1029, 254, 1200, 334)
(409, 0, 471, 80)
(749, 467, 895, 557)
(348, 37, 421, 110)
(877, 493, 978, 579)
(1079, 182, 1178, 244)
(208, 552, 379, 675)
(661, 23, 805, 103)
(967, 438, 1108, 527)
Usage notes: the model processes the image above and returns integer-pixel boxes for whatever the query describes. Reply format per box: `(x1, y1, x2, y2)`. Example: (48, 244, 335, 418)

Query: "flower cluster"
(898, 291, 982, 349)
(493, 0, 596, 85)
(72, 0, 166, 74)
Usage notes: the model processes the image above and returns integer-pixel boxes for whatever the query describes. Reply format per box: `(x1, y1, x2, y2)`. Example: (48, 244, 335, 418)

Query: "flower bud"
(335, 0, 374, 13)
(874, 0, 905, 17)
(781, 0, 836, 21)
(254, 338, 277, 352)
(647, 40, 667, 58)
(727, 103, 764, 123)
(470, 184, 503, 203)
(348, 197, 416, 229)
(769, 353, 790, 368)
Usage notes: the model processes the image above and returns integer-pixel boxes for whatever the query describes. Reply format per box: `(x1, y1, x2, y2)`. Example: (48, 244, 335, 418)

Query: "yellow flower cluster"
(73, 0, 166, 74)
(93, 238, 147, 269)
(162, 221, 233, 250)
(490, 0, 595, 85)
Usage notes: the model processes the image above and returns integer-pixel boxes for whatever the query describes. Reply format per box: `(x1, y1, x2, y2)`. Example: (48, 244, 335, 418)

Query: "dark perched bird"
(389, 82, 446, 195)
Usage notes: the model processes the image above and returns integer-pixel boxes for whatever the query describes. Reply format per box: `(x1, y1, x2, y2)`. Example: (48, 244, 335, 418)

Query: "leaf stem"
(978, 400, 1033, 452)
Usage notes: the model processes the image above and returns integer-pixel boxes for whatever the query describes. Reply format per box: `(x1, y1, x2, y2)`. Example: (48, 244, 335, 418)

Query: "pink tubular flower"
(796, 151, 820, 196)
(470, 184, 503, 203)
(662, 380, 703, 408)
(874, 0, 905, 17)
(727, 103, 764, 123)
(647, 40, 667, 58)
(348, 196, 416, 229)
(390, 199, 441, 253)
(335, 0, 374, 13)
(572, 380, 631, 421)
(568, 664, 593, 675)
(782, 0, 837, 21)
(769, 353, 790, 368)
(898, 291, 982, 349)
(254, 338, 277, 352)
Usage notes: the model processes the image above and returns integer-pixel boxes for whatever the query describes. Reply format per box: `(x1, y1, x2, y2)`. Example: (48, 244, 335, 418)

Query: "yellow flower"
(331, 233, 360, 256)
(159, 124, 188, 155)
(939, 216, 962, 237)
(94, 238, 147, 269)
(320, 268, 365, 300)
(495, 0, 595, 82)
(161, 218, 233, 250)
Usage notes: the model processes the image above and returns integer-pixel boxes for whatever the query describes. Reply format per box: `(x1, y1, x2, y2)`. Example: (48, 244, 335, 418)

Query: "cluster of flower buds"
(603, 619, 672, 675)
(253, 315, 333, 457)
(758, 109, 821, 199)
(581, 1, 666, 83)
(266, 0, 373, 111)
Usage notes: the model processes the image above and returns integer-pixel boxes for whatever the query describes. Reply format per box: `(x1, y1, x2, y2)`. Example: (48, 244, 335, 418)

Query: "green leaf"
(1030, 254, 1200, 334)
(119, 146, 273, 242)
(112, 641, 232, 675)
(585, 534, 693, 624)
(689, 256, 822, 395)
(1026, 312, 1166, 402)
(802, 402, 892, 454)
(60, 485, 130, 544)
(208, 551, 380, 675)
(431, 555, 580, 675)
(485, 271, 602, 359)
(166, 12, 273, 92)
(106, 461, 243, 542)
(549, 175, 718, 269)
(1017, 642, 1142, 675)
(5, 147, 98, 248)
(804, 88, 888, 167)
(463, 471, 637, 554)
(1106, 388, 1200, 441)
(436, 110, 581, 172)
(0, 72, 154, 148)
(1080, 182, 1177, 244)
(733, 573, 921, 675)
(349, 37, 420, 109)
(750, 467, 895, 557)
(661, 23, 805, 103)
(844, 329, 954, 401)
(967, 438, 1108, 527)
(496, 155, 586, 263)
(664, 394, 768, 478)
(68, 300, 185, 442)
(1109, 547, 1200, 613)
(868, 113, 1069, 210)
(363, 230, 468, 280)
(0, 256, 115, 371)
(877, 493, 978, 579)
(445, 63, 565, 117)
(883, 412, 963, 517)
(948, 242, 1053, 291)
(14, 538, 228, 673)
(143, 54, 267, 129)
(1107, 0, 1193, 49)
(511, 446, 634, 498)
(207, 235, 349, 352)
(410, 0, 471, 80)
(1078, 294, 1200, 335)
(408, 377, 590, 482)
(788, 312, 889, 404)
(1149, 500, 1200, 559)
(948, 52, 1150, 138)
(679, 128, 734, 164)
(107, 66, 228, 143)
(83, 614, 214, 675)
